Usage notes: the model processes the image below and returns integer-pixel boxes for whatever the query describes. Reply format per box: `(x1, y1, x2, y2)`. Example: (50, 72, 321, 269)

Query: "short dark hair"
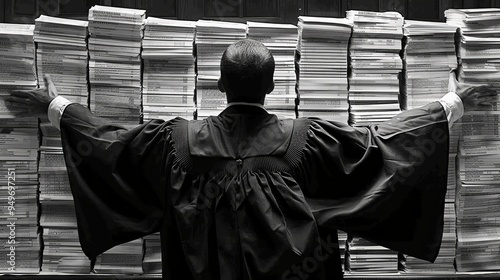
(220, 39, 275, 102)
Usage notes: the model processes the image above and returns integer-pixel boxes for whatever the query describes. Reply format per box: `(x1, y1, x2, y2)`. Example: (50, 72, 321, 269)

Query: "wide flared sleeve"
(300, 101, 449, 262)
(58, 103, 170, 259)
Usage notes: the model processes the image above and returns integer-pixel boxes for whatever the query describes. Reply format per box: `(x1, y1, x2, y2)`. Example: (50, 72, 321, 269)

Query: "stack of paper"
(402, 20, 457, 110)
(94, 239, 143, 274)
(338, 230, 347, 272)
(401, 20, 458, 274)
(0, 120, 40, 274)
(296, 16, 352, 122)
(345, 235, 398, 276)
(346, 11, 404, 125)
(88, 5, 145, 125)
(38, 122, 90, 274)
(247, 21, 297, 119)
(195, 20, 247, 118)
(446, 8, 500, 272)
(34, 15, 89, 106)
(0, 24, 37, 118)
(0, 23, 40, 274)
(142, 18, 196, 121)
(455, 113, 500, 272)
(143, 233, 161, 274)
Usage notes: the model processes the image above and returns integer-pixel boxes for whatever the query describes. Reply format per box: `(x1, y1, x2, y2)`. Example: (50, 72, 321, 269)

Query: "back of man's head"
(220, 39, 275, 103)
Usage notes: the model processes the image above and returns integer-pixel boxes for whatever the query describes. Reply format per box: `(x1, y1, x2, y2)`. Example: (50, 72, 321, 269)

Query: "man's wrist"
(48, 96, 72, 130)
(439, 92, 464, 128)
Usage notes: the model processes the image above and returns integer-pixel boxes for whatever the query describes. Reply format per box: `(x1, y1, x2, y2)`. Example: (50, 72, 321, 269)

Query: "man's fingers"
(43, 74, 50, 88)
(11, 90, 31, 97)
(4, 100, 26, 109)
(11, 88, 45, 97)
(478, 96, 499, 104)
(44, 74, 57, 97)
(6, 96, 28, 104)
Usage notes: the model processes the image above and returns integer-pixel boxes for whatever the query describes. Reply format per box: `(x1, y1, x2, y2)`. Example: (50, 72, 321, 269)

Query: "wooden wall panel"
(282, 0, 301, 23)
(5, 0, 37, 23)
(4, 0, 500, 24)
(178, 0, 204, 20)
(348, 0, 379, 11)
(137, 0, 177, 18)
(59, 0, 100, 18)
(38, 0, 59, 16)
(0, 1, 4, 22)
(246, 0, 280, 17)
(204, 0, 240, 18)
(306, 0, 342, 17)
(379, 0, 407, 17)
(439, 0, 463, 21)
(111, 0, 135, 8)
(463, 0, 492, 8)
(407, 0, 440, 20)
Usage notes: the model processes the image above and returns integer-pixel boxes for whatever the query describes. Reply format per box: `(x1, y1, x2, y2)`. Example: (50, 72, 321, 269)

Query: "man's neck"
(226, 102, 267, 111)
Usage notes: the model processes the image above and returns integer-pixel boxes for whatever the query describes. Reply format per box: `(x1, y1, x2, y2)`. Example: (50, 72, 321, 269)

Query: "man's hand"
(5, 74, 58, 118)
(449, 71, 498, 112)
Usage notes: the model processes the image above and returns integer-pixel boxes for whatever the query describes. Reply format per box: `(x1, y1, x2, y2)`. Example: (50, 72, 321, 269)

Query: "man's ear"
(218, 78, 225, 93)
(266, 80, 275, 95)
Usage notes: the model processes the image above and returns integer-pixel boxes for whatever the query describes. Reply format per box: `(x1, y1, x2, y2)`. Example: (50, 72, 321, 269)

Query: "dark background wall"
(2, 0, 500, 24)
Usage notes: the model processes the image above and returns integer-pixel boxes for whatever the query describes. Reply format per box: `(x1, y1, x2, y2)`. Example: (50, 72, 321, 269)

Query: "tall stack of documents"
(338, 230, 347, 272)
(38, 122, 90, 273)
(296, 16, 352, 122)
(0, 23, 40, 273)
(143, 233, 161, 274)
(94, 239, 143, 274)
(247, 21, 297, 118)
(347, 11, 404, 125)
(345, 235, 398, 276)
(446, 8, 500, 272)
(0, 24, 37, 118)
(401, 20, 458, 274)
(88, 5, 145, 125)
(34, 15, 89, 106)
(142, 18, 196, 121)
(402, 20, 457, 110)
(195, 20, 247, 119)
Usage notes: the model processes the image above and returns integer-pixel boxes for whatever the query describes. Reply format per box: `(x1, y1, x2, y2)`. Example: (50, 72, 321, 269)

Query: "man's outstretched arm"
(6, 75, 170, 259)
(300, 73, 497, 263)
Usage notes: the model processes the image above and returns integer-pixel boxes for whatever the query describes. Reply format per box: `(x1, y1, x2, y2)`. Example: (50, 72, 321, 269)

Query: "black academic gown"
(59, 102, 449, 280)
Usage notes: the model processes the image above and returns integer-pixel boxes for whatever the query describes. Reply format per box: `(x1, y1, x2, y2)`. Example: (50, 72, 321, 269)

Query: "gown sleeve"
(300, 101, 449, 262)
(58, 103, 171, 259)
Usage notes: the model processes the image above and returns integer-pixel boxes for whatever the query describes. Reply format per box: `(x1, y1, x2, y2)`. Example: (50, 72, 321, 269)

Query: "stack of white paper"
(247, 21, 297, 119)
(38, 122, 90, 274)
(0, 120, 40, 274)
(402, 20, 457, 110)
(195, 20, 247, 119)
(88, 5, 145, 125)
(143, 233, 161, 274)
(347, 11, 404, 125)
(401, 20, 458, 274)
(456, 112, 500, 272)
(446, 8, 500, 272)
(0, 24, 37, 118)
(94, 239, 143, 274)
(296, 16, 352, 122)
(142, 18, 196, 121)
(345, 235, 398, 276)
(34, 15, 89, 106)
(0, 23, 40, 274)
(338, 230, 347, 272)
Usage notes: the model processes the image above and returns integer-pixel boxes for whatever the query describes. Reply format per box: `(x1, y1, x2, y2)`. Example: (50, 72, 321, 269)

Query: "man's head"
(218, 39, 275, 104)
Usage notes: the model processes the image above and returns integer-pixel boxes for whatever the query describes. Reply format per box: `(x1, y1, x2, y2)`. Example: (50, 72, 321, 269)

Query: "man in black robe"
(6, 39, 497, 279)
